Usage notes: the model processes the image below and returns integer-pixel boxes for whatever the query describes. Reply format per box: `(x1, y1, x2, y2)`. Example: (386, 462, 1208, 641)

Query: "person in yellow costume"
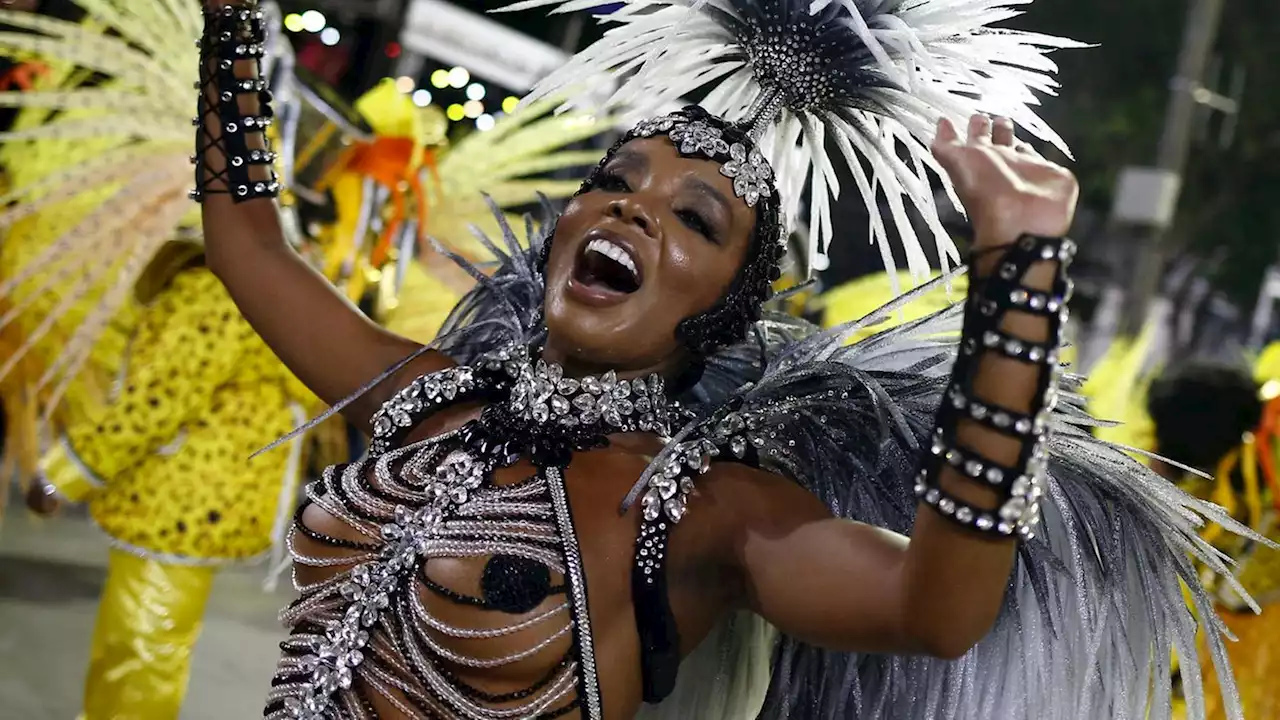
(0, 3, 324, 718)
(1146, 356, 1280, 720)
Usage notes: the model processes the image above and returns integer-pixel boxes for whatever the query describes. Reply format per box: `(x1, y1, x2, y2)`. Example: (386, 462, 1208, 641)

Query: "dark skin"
(199, 6, 1078, 712)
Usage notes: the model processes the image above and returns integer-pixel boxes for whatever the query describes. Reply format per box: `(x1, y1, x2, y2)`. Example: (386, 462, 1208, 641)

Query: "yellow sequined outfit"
(42, 268, 312, 563)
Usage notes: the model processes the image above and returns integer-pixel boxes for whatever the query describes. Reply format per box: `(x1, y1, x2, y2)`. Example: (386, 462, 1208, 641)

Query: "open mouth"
(573, 236, 642, 295)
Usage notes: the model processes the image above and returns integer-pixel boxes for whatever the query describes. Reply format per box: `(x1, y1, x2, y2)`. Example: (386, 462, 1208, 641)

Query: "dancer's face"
(542, 136, 757, 377)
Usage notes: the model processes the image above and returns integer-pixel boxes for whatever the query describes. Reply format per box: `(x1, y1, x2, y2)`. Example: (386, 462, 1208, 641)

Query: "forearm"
(195, 2, 428, 426)
(901, 232, 1071, 657)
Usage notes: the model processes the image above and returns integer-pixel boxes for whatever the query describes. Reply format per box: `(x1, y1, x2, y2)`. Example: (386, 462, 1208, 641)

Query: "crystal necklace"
(270, 345, 678, 720)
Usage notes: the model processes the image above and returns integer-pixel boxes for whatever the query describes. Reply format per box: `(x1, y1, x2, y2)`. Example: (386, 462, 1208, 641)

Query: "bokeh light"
(447, 67, 470, 89)
(446, 104, 465, 122)
(300, 10, 326, 33)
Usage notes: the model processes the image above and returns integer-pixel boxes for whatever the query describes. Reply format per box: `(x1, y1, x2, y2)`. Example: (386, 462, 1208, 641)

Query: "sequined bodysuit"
(266, 348, 676, 719)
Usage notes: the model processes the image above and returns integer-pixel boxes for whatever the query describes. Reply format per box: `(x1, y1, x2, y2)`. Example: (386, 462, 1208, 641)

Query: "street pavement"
(0, 505, 290, 719)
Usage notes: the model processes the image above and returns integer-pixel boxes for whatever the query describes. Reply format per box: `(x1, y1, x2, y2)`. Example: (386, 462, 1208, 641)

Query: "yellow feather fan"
(0, 1, 200, 428)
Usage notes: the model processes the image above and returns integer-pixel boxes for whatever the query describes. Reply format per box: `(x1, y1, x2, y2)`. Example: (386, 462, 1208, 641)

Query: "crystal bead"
(373, 415, 392, 436)
(975, 515, 995, 531)
(964, 460, 983, 477)
(925, 488, 941, 504)
(550, 394, 570, 415)
(956, 507, 974, 523)
(664, 497, 687, 523)
(939, 498, 956, 515)
(985, 467, 1005, 484)
(999, 497, 1027, 522)
(731, 436, 747, 457)
(1011, 476, 1032, 496)
(654, 476, 677, 500)
(641, 491, 661, 521)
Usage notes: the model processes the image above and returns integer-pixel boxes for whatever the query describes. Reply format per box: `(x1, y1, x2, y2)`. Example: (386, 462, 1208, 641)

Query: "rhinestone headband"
(631, 111, 777, 209)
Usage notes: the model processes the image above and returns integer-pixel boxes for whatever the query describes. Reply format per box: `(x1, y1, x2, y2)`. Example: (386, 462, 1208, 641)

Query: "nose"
(607, 197, 657, 238)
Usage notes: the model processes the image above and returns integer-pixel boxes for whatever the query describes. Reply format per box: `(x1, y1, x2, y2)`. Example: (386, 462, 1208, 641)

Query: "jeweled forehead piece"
(630, 111, 776, 209)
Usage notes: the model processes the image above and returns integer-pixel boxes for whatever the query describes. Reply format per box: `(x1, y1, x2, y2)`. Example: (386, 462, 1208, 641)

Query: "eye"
(592, 170, 631, 193)
(676, 209, 718, 243)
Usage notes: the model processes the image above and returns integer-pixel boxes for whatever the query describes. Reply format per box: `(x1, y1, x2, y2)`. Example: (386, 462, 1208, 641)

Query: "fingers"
(991, 117, 1015, 147)
(934, 116, 961, 146)
(967, 114, 993, 145)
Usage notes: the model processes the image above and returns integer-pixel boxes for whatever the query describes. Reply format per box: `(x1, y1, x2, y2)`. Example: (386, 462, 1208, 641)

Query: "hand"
(932, 114, 1079, 250)
(25, 478, 60, 516)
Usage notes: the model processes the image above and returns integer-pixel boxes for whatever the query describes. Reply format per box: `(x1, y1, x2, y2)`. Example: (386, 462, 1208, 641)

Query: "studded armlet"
(914, 235, 1076, 540)
(191, 3, 279, 203)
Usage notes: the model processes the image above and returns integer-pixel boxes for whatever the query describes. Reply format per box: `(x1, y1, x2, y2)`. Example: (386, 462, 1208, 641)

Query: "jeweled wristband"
(915, 234, 1075, 540)
(191, 3, 280, 203)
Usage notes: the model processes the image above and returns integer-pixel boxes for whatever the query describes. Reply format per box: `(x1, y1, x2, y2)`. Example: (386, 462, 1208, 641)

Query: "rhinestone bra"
(266, 347, 675, 720)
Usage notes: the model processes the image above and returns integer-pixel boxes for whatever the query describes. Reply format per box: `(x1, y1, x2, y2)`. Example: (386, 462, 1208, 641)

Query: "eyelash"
(676, 209, 717, 243)
(594, 170, 631, 193)
(593, 170, 719, 243)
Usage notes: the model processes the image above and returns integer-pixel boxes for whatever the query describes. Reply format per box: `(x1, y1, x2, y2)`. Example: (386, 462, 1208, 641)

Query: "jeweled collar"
(481, 345, 676, 437)
(369, 344, 680, 457)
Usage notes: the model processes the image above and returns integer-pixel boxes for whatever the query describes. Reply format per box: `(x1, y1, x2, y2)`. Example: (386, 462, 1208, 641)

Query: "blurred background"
(0, 1, 1276, 718)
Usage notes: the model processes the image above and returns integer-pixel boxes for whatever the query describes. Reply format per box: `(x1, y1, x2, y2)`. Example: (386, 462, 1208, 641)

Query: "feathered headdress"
(500, 0, 1083, 285)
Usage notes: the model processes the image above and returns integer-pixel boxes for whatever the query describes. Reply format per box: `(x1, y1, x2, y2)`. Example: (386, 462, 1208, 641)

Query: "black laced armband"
(914, 234, 1076, 540)
(191, 3, 279, 203)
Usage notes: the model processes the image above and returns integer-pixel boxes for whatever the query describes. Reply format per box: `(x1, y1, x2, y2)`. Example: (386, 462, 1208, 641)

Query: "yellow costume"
(1132, 346, 1280, 720)
(0, 4, 315, 717)
(1192, 357, 1280, 720)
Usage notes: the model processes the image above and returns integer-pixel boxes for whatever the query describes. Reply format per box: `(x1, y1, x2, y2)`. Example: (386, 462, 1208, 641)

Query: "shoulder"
(693, 461, 835, 544)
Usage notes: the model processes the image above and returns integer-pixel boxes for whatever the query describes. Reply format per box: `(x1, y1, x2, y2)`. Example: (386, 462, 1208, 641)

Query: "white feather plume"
(498, 0, 1084, 291)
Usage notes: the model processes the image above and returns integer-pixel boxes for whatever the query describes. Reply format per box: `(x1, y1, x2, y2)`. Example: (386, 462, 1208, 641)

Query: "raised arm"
(727, 114, 1079, 658)
(195, 1, 450, 429)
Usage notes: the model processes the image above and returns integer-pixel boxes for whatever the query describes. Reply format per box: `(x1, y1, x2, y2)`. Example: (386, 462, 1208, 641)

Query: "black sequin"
(481, 554, 552, 614)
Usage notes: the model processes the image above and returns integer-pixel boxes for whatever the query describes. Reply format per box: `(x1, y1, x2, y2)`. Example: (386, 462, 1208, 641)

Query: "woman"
(197, 1, 1254, 718)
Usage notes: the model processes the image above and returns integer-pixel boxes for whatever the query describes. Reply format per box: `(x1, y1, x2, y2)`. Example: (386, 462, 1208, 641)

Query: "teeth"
(585, 238, 639, 281)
